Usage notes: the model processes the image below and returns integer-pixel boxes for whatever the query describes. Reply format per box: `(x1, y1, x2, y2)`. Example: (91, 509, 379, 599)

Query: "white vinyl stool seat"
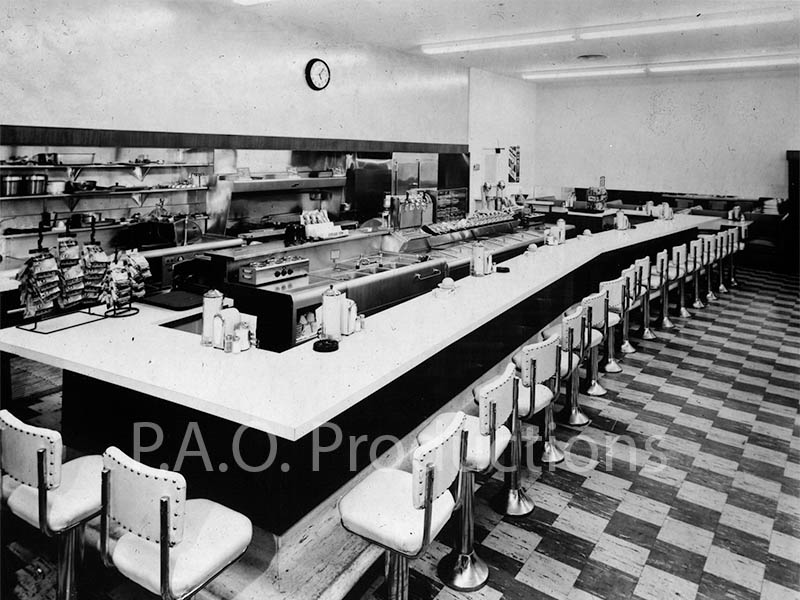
(341, 412, 466, 599)
(339, 468, 455, 555)
(418, 412, 510, 472)
(8, 455, 103, 532)
(101, 446, 252, 600)
(112, 498, 252, 598)
(1, 409, 103, 600)
(607, 312, 621, 328)
(559, 351, 581, 377)
(516, 381, 553, 418)
(543, 324, 602, 348)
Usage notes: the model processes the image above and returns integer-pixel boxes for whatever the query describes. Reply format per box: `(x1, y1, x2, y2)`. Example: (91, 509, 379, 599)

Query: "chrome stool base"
(661, 316, 676, 330)
(692, 299, 705, 310)
(603, 358, 623, 373)
(641, 327, 657, 341)
(57, 526, 82, 600)
(679, 307, 692, 318)
(558, 405, 591, 427)
(541, 440, 565, 464)
(586, 380, 607, 396)
(494, 486, 535, 517)
(718, 284, 729, 294)
(620, 340, 637, 354)
(438, 550, 489, 592)
(706, 291, 718, 302)
(386, 551, 409, 600)
(730, 277, 739, 288)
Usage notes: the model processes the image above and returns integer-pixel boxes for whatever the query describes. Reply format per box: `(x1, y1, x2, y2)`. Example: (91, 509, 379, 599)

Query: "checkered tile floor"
(352, 267, 800, 600)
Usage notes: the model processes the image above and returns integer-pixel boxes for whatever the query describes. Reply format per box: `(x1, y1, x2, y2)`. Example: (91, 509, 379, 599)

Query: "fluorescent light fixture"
(421, 32, 575, 55)
(522, 66, 646, 81)
(649, 55, 800, 73)
(580, 9, 796, 40)
(232, 0, 272, 5)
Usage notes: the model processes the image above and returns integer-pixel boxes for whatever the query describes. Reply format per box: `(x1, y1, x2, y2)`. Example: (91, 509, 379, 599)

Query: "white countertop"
(0, 215, 718, 441)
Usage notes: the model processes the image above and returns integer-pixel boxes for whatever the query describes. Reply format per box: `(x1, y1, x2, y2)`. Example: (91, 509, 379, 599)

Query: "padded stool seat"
(542, 325, 602, 348)
(516, 381, 553, 418)
(8, 455, 103, 532)
(560, 351, 581, 377)
(419, 413, 510, 472)
(112, 498, 252, 598)
(607, 312, 621, 328)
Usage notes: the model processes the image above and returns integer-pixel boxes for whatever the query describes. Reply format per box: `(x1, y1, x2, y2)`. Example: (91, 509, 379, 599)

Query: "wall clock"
(305, 58, 331, 91)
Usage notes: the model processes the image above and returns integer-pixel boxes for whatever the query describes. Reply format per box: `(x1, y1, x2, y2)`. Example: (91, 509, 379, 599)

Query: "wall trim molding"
(0, 125, 468, 154)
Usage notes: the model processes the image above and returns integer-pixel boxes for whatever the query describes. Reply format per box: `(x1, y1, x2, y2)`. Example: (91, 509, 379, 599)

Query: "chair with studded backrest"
(416, 363, 528, 591)
(551, 306, 591, 427)
(580, 289, 609, 396)
(650, 249, 676, 330)
(688, 238, 706, 310)
(100, 446, 253, 600)
(670, 243, 691, 319)
(716, 230, 730, 294)
(728, 226, 741, 287)
(633, 255, 658, 340)
(0, 409, 103, 600)
(620, 263, 639, 355)
(598, 275, 626, 374)
(699, 234, 718, 302)
(341, 412, 467, 600)
(514, 333, 564, 464)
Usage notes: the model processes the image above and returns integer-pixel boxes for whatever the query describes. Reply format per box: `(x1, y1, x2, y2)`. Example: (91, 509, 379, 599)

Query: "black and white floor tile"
(352, 267, 800, 600)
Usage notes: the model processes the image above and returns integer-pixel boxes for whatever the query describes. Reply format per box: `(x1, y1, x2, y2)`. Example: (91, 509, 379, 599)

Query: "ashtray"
(313, 339, 339, 352)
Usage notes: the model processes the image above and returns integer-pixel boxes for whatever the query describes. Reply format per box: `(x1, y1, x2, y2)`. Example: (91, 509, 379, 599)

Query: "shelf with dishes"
(0, 186, 209, 211)
(2, 215, 210, 239)
(0, 162, 212, 181)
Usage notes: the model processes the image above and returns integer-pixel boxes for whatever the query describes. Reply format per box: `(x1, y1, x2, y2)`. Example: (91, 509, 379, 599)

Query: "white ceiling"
(225, 0, 800, 77)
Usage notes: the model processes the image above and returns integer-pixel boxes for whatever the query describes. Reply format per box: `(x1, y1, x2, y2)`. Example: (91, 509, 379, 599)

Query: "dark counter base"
(62, 228, 695, 534)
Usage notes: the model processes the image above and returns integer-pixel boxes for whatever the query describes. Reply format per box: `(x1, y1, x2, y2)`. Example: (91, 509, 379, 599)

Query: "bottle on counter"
(321, 285, 343, 341)
(201, 289, 224, 347)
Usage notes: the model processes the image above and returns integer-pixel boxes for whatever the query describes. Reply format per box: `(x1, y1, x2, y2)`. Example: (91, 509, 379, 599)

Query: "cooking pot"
(24, 174, 48, 195)
(1, 175, 22, 196)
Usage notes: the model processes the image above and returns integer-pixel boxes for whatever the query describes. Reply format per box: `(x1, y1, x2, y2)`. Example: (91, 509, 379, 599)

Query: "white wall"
(468, 69, 537, 208)
(534, 71, 800, 198)
(0, 0, 469, 145)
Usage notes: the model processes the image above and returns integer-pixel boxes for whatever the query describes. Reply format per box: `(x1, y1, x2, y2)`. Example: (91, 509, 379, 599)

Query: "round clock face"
(305, 58, 330, 91)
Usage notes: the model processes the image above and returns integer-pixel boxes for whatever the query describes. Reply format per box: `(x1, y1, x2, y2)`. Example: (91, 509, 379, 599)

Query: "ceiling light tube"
(649, 56, 800, 73)
(421, 32, 575, 54)
(580, 9, 796, 40)
(522, 66, 646, 80)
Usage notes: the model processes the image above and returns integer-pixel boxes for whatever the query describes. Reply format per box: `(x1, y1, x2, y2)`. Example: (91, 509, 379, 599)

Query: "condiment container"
(201, 289, 224, 346)
(321, 285, 343, 341)
(471, 242, 487, 276)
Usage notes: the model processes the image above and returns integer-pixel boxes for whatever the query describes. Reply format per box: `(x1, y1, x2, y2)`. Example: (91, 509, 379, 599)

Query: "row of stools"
(339, 225, 744, 599)
(0, 410, 253, 600)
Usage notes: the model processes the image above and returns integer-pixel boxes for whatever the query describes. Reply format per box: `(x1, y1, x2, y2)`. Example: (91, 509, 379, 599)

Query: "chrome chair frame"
(690, 240, 705, 310)
(100, 468, 249, 600)
(620, 265, 638, 354)
(0, 433, 97, 600)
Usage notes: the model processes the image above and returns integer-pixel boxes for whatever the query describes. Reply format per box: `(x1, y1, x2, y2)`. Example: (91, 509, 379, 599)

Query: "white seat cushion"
(586, 328, 604, 348)
(560, 351, 581, 377)
(517, 381, 554, 419)
(647, 272, 663, 289)
(7, 455, 102, 532)
(607, 312, 621, 328)
(418, 413, 510, 472)
(2, 474, 22, 501)
(112, 498, 252, 598)
(339, 468, 454, 555)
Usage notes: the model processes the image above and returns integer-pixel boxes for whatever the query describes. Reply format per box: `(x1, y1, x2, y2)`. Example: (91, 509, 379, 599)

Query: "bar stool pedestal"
(440, 470, 489, 592)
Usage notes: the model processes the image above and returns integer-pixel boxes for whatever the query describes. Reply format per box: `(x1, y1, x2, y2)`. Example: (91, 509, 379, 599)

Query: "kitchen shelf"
(1, 186, 208, 210)
(2, 215, 210, 239)
(230, 176, 346, 194)
(0, 162, 212, 181)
